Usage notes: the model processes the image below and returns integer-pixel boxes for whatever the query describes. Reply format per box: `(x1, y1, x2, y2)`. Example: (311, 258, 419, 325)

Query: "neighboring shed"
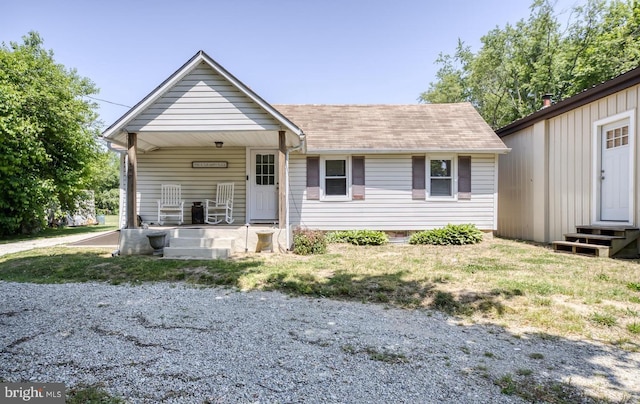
(496, 67, 640, 257)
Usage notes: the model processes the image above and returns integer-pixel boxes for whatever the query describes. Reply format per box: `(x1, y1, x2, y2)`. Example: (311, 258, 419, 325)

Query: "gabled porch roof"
(102, 51, 304, 153)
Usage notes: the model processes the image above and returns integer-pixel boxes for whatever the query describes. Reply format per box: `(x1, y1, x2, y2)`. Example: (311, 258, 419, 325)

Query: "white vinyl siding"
(498, 83, 640, 242)
(135, 147, 247, 224)
(290, 153, 498, 231)
(128, 62, 281, 132)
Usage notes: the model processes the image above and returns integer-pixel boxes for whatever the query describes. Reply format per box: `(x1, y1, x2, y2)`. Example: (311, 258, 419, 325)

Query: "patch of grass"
(496, 374, 517, 395)
(628, 282, 640, 292)
(495, 374, 592, 403)
(516, 368, 533, 376)
(341, 345, 408, 364)
(529, 353, 544, 360)
(590, 312, 617, 327)
(67, 385, 124, 404)
(483, 351, 495, 358)
(364, 347, 408, 364)
(532, 296, 552, 307)
(627, 322, 640, 334)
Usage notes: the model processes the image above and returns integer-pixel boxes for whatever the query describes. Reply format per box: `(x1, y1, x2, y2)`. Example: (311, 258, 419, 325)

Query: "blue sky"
(2, 0, 582, 130)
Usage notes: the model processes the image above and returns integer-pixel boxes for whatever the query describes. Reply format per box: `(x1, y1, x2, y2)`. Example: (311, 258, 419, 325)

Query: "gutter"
(306, 147, 511, 155)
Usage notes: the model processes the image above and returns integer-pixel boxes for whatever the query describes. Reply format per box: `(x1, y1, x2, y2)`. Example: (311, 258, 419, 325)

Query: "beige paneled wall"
(498, 83, 640, 242)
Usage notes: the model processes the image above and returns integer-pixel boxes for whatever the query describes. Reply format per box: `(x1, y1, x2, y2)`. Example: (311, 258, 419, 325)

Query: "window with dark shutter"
(458, 156, 471, 200)
(306, 157, 320, 200)
(352, 156, 365, 200)
(412, 156, 426, 200)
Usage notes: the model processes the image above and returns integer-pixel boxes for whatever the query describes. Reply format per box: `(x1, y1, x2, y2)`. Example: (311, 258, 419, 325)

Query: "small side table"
(255, 230, 275, 253)
(191, 202, 204, 224)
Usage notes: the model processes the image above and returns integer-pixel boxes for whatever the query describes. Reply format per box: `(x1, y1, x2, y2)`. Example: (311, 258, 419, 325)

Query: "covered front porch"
(101, 51, 306, 256)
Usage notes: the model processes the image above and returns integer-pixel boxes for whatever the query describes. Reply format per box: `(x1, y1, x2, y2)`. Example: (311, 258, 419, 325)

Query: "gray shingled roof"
(274, 103, 508, 153)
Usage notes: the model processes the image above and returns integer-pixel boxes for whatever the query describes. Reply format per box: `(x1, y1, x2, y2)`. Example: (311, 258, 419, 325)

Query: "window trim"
(320, 156, 351, 201)
(426, 154, 457, 200)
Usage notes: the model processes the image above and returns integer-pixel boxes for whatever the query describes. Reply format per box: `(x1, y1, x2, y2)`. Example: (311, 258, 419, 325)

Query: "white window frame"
(320, 156, 351, 201)
(426, 155, 457, 200)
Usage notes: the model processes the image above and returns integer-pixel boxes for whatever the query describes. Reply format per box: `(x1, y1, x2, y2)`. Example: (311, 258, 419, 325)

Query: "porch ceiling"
(107, 130, 299, 153)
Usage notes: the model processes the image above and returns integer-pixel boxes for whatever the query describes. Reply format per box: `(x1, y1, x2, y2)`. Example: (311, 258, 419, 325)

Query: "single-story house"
(496, 67, 640, 256)
(102, 50, 509, 256)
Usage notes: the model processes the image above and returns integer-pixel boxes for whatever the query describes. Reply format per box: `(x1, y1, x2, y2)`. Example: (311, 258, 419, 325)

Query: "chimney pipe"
(542, 94, 553, 109)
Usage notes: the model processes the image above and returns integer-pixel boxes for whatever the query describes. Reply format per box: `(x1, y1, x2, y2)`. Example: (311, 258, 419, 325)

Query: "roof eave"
(496, 66, 640, 138)
(304, 148, 511, 154)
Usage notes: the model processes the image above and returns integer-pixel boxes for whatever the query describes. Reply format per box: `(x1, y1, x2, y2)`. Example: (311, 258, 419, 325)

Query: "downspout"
(285, 133, 305, 250)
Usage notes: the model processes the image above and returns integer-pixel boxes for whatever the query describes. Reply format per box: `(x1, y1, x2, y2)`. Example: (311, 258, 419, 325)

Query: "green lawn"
(1, 236, 639, 351)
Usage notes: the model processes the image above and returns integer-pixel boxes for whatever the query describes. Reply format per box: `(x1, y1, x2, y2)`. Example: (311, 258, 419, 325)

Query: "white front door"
(600, 122, 630, 221)
(250, 150, 278, 222)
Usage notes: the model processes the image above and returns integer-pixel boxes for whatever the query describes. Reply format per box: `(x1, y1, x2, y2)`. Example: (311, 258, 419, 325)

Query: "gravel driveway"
(1, 281, 638, 403)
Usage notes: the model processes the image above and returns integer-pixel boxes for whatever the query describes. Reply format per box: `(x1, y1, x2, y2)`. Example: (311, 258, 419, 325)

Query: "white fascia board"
(102, 51, 304, 143)
(305, 148, 512, 155)
(102, 54, 205, 140)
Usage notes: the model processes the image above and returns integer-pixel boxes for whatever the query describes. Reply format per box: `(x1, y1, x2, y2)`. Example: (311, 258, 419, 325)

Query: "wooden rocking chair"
(157, 184, 184, 225)
(205, 183, 235, 224)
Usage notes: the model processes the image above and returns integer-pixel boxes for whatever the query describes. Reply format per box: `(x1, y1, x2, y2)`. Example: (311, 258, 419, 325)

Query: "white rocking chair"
(157, 184, 184, 225)
(205, 183, 235, 224)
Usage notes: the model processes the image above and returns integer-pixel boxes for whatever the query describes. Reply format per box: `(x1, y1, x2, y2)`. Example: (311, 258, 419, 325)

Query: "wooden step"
(552, 241, 610, 257)
(564, 233, 622, 246)
(575, 225, 638, 237)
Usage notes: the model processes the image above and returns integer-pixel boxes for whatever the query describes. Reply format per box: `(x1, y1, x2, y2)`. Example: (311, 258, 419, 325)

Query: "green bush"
(292, 228, 327, 255)
(95, 188, 120, 215)
(326, 230, 389, 246)
(409, 224, 483, 245)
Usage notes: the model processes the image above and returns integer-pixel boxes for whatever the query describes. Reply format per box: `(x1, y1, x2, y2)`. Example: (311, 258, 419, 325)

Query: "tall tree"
(420, 0, 640, 129)
(0, 32, 101, 235)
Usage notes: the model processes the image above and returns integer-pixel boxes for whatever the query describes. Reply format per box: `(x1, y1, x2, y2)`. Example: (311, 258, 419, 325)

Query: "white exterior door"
(600, 122, 630, 221)
(250, 150, 278, 222)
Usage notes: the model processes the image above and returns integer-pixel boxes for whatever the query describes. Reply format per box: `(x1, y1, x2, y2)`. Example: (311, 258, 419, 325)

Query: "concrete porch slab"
(118, 224, 287, 256)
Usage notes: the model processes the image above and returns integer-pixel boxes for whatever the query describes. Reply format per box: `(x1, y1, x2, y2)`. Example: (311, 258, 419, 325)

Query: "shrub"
(292, 228, 326, 255)
(409, 224, 483, 245)
(326, 230, 389, 246)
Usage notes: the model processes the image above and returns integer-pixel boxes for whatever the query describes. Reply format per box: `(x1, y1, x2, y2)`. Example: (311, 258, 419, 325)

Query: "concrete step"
(552, 241, 610, 257)
(163, 246, 230, 259)
(169, 237, 234, 249)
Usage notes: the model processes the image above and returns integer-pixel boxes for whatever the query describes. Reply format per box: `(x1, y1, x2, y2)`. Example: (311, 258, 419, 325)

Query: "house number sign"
(192, 161, 228, 168)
